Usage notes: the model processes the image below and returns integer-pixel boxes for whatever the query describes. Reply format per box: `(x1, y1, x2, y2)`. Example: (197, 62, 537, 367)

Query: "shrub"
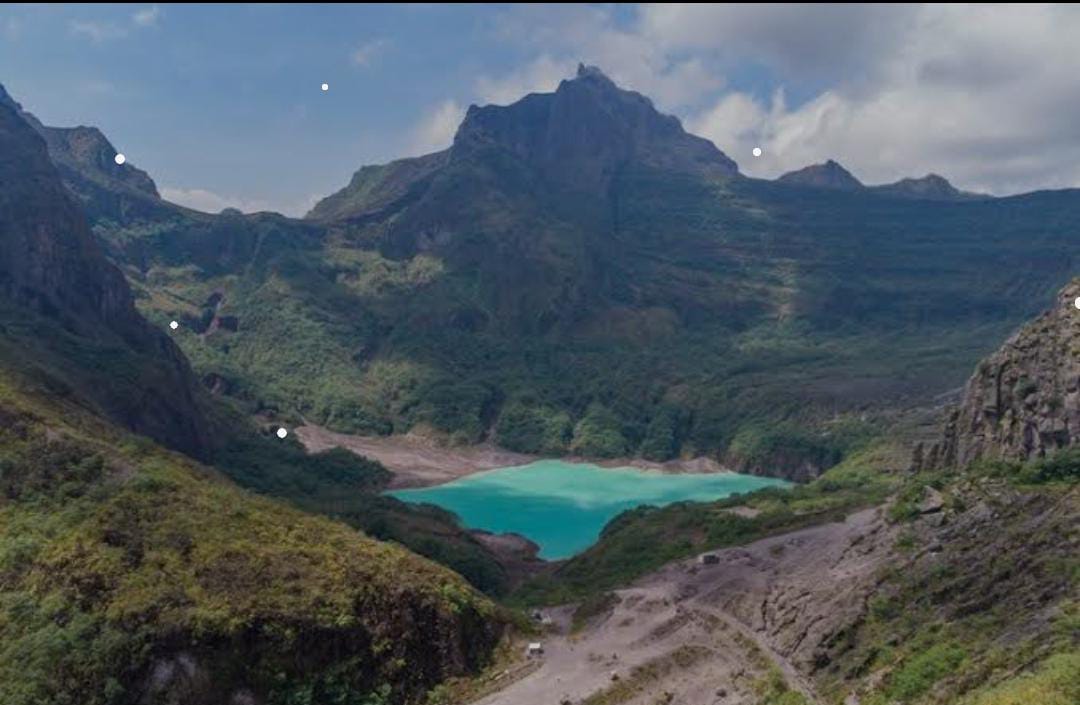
(886, 643, 966, 702)
(494, 402, 571, 454)
(571, 404, 629, 458)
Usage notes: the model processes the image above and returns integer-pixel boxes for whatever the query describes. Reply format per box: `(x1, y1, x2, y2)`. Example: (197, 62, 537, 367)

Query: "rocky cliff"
(918, 278, 1080, 468)
(0, 82, 212, 459)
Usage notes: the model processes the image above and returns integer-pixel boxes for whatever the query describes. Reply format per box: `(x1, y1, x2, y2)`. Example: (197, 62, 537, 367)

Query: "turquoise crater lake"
(387, 460, 790, 560)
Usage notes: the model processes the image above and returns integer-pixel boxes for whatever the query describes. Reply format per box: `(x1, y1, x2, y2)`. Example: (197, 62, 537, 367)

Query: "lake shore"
(294, 424, 731, 489)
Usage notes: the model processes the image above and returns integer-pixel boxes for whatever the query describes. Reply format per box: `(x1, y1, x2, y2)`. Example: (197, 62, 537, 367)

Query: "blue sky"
(3, 4, 1080, 215)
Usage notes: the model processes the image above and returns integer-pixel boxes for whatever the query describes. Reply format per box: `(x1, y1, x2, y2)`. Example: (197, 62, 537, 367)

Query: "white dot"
(321, 83, 329, 92)
(276, 427, 288, 439)
(169, 320, 179, 330)
(1074, 296, 1080, 310)
(752, 147, 762, 157)
(114, 153, 126, 165)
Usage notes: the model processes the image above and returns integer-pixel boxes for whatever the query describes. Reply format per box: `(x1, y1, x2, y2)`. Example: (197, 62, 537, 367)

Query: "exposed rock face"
(920, 278, 1080, 468)
(0, 83, 212, 458)
(453, 64, 738, 194)
(777, 160, 864, 191)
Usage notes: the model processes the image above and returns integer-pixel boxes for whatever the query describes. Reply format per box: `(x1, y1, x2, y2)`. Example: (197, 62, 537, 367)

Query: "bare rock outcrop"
(920, 278, 1080, 468)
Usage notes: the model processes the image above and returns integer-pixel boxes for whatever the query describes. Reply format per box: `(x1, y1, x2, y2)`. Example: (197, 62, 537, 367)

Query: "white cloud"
(69, 19, 128, 43)
(472, 3, 1080, 196)
(132, 5, 161, 28)
(160, 187, 319, 218)
(407, 99, 466, 156)
(158, 185, 319, 218)
(1, 16, 22, 41)
(70, 6, 161, 42)
(481, 5, 722, 111)
(685, 5, 1080, 194)
(161, 187, 271, 215)
(638, 4, 917, 87)
(475, 54, 571, 105)
(351, 38, 389, 67)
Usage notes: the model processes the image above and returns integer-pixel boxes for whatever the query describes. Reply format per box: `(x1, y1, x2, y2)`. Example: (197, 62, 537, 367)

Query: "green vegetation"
(959, 651, 1080, 705)
(0, 379, 505, 705)
(203, 425, 510, 596)
(512, 442, 904, 605)
(728, 422, 841, 473)
(884, 642, 967, 702)
(818, 447, 1080, 705)
(571, 403, 631, 458)
(752, 668, 809, 705)
(891, 448, 1080, 523)
(85, 117, 1080, 477)
(495, 401, 572, 454)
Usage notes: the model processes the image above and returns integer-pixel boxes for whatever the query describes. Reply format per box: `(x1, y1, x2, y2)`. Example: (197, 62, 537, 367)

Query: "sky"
(3, 3, 1080, 216)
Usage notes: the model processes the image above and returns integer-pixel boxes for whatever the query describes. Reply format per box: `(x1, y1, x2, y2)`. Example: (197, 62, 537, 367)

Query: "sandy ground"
(295, 425, 537, 489)
(295, 424, 731, 489)
(473, 508, 895, 705)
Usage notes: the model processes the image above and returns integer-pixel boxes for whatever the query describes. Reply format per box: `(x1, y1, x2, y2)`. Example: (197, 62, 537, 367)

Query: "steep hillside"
(21, 69, 1080, 479)
(0, 83, 211, 459)
(0, 81, 508, 704)
(0, 378, 504, 705)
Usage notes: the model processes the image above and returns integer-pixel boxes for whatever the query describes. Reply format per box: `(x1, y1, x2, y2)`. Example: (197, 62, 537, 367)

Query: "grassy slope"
(819, 454, 1078, 705)
(0, 277, 510, 599)
(0, 360, 505, 705)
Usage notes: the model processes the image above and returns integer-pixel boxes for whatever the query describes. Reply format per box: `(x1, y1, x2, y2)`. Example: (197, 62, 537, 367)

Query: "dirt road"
(474, 508, 894, 705)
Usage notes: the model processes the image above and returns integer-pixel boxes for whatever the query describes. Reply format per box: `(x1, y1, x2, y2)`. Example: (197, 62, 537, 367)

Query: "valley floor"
(473, 508, 894, 705)
(295, 424, 730, 489)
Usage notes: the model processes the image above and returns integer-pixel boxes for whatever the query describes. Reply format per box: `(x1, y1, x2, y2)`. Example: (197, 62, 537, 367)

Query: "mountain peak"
(777, 160, 864, 190)
(0, 82, 19, 113)
(451, 65, 738, 194)
(576, 63, 609, 80)
(574, 63, 617, 89)
(872, 173, 985, 201)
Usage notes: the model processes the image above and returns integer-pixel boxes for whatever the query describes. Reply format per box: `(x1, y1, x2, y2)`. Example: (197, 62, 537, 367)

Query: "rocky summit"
(451, 63, 739, 195)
